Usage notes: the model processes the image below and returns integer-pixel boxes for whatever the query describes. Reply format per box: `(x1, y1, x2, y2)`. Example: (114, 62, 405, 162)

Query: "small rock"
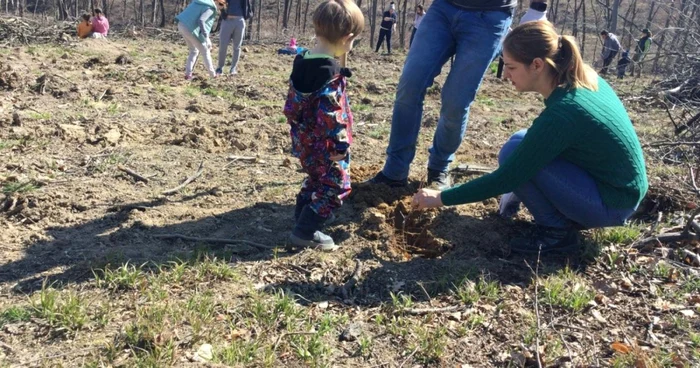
(59, 124, 87, 142)
(194, 343, 213, 361)
(339, 322, 362, 342)
(448, 312, 462, 321)
(231, 139, 247, 150)
(11, 112, 21, 126)
(103, 129, 121, 144)
(367, 211, 386, 224)
(317, 301, 329, 309)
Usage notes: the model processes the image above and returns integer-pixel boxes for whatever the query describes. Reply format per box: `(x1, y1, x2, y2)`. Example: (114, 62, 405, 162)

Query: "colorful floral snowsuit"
(283, 72, 353, 218)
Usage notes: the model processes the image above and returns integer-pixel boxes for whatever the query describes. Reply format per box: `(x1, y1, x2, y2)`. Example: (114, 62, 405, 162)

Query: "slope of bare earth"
(0, 29, 698, 367)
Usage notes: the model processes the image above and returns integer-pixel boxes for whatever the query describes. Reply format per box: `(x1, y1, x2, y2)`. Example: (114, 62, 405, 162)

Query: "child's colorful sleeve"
(317, 88, 350, 155)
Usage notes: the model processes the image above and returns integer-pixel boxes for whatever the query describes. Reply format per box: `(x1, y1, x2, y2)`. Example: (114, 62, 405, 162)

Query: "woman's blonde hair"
(503, 21, 598, 91)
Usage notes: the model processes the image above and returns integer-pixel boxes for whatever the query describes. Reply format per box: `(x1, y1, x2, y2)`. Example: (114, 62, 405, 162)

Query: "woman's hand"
(412, 188, 444, 210)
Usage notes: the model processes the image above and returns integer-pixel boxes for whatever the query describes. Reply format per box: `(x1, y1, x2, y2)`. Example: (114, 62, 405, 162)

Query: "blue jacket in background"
(176, 0, 218, 43)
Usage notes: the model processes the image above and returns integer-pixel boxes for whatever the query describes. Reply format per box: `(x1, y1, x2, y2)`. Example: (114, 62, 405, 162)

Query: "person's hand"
(383, 17, 390, 21)
(412, 188, 443, 210)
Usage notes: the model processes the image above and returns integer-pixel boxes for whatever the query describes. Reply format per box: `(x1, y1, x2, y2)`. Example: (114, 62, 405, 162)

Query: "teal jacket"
(176, 0, 218, 43)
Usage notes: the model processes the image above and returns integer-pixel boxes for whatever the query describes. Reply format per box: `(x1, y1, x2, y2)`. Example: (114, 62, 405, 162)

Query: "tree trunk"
(609, 0, 621, 33)
(369, 0, 378, 47)
(302, 0, 310, 34)
(399, 0, 407, 49)
(580, 0, 586, 58)
(282, 0, 291, 29)
(644, 0, 657, 30)
(256, 0, 262, 40)
(653, 3, 673, 73)
(158, 0, 164, 26)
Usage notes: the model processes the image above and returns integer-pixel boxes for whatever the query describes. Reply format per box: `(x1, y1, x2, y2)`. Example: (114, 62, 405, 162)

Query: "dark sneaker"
(363, 171, 408, 187)
(215, 67, 223, 76)
(427, 169, 452, 190)
(509, 226, 580, 254)
(289, 231, 338, 251)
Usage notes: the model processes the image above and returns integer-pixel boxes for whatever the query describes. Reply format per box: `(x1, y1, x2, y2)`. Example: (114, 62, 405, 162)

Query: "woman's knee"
(498, 129, 528, 165)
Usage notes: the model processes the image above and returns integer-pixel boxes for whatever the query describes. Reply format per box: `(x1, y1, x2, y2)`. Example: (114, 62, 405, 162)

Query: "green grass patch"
(0, 305, 32, 326)
(593, 225, 642, 245)
(2, 181, 38, 195)
(538, 267, 594, 312)
(353, 103, 372, 112)
(368, 125, 391, 139)
(29, 111, 51, 120)
(93, 262, 147, 291)
(31, 284, 90, 333)
(454, 276, 500, 305)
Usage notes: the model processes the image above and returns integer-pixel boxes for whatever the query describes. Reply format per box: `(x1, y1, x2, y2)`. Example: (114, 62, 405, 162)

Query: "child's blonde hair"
(312, 0, 364, 44)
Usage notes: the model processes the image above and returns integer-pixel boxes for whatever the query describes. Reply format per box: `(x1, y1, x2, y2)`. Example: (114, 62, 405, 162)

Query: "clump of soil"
(115, 54, 132, 65)
(0, 61, 23, 90)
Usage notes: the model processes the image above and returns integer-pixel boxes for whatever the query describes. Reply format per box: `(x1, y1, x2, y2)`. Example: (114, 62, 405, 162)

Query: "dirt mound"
(0, 61, 23, 90)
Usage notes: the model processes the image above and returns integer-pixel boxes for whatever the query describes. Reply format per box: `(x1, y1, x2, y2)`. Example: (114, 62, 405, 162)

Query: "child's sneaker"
(289, 231, 338, 251)
(229, 67, 238, 75)
(184, 74, 193, 81)
(289, 206, 338, 251)
(215, 67, 223, 76)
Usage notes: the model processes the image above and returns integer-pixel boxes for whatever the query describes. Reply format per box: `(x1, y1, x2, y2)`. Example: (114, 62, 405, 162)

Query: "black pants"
(600, 51, 618, 75)
(376, 28, 392, 53)
(409, 28, 417, 48)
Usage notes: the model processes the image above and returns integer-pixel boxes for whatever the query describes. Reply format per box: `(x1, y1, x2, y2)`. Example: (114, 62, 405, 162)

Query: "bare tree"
(609, 0, 621, 32)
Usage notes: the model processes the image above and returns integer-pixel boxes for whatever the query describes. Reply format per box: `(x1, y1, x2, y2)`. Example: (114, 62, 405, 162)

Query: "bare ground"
(0, 30, 699, 368)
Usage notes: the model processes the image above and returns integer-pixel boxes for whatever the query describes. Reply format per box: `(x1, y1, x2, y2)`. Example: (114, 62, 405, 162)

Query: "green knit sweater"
(441, 77, 648, 209)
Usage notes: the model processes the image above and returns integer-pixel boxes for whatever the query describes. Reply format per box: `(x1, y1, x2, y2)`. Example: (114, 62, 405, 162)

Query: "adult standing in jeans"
(375, 2, 397, 54)
(216, 0, 253, 75)
(412, 22, 648, 253)
(409, 5, 426, 48)
(630, 28, 652, 77)
(367, 0, 514, 189)
(599, 30, 620, 75)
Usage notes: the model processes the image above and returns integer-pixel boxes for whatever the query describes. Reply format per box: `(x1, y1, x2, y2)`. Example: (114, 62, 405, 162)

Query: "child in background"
(617, 50, 631, 79)
(283, 0, 364, 251)
(91, 8, 110, 38)
(77, 13, 92, 39)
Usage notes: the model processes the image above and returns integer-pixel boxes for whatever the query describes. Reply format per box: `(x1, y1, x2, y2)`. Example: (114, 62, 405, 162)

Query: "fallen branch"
(402, 305, 461, 315)
(339, 259, 363, 300)
(681, 249, 700, 267)
(117, 165, 150, 184)
(162, 161, 204, 195)
(153, 234, 275, 250)
(525, 249, 544, 368)
(645, 141, 700, 148)
(634, 232, 700, 248)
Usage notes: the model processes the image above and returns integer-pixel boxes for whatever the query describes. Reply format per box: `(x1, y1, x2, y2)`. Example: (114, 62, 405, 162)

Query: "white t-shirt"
(519, 7, 547, 25)
(414, 13, 425, 29)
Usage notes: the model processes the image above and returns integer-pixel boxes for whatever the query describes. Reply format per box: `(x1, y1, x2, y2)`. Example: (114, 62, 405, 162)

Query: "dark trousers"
(376, 28, 392, 53)
(409, 28, 417, 48)
(600, 51, 618, 75)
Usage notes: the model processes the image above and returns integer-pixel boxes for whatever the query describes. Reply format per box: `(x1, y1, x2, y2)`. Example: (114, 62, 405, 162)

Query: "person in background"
(617, 50, 630, 79)
(216, 0, 253, 76)
(284, 0, 364, 251)
(91, 8, 109, 38)
(176, 0, 225, 80)
(77, 13, 93, 39)
(375, 2, 397, 54)
(630, 28, 652, 77)
(599, 30, 621, 75)
(497, 0, 548, 78)
(409, 5, 425, 48)
(412, 22, 647, 254)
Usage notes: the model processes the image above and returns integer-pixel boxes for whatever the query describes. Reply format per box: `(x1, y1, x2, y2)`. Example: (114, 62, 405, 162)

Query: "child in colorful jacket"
(283, 0, 364, 251)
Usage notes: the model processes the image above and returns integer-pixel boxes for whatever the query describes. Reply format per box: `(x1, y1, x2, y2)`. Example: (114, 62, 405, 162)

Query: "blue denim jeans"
(382, 0, 512, 180)
(500, 130, 637, 229)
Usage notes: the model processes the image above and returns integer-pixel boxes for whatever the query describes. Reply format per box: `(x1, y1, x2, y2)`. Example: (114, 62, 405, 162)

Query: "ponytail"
(554, 35, 598, 90)
(503, 21, 598, 92)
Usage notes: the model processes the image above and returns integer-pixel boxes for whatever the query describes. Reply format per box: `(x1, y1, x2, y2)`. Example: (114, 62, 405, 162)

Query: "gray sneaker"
(289, 231, 338, 252)
(427, 169, 452, 190)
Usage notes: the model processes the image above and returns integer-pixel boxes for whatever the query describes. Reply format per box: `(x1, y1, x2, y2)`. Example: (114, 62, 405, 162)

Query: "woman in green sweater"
(412, 21, 648, 254)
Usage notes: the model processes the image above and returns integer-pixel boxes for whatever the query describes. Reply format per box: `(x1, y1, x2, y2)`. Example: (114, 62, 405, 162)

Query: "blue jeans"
(500, 130, 637, 229)
(382, 0, 512, 180)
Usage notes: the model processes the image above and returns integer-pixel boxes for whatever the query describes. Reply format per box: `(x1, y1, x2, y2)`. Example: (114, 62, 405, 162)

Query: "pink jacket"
(92, 15, 110, 35)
